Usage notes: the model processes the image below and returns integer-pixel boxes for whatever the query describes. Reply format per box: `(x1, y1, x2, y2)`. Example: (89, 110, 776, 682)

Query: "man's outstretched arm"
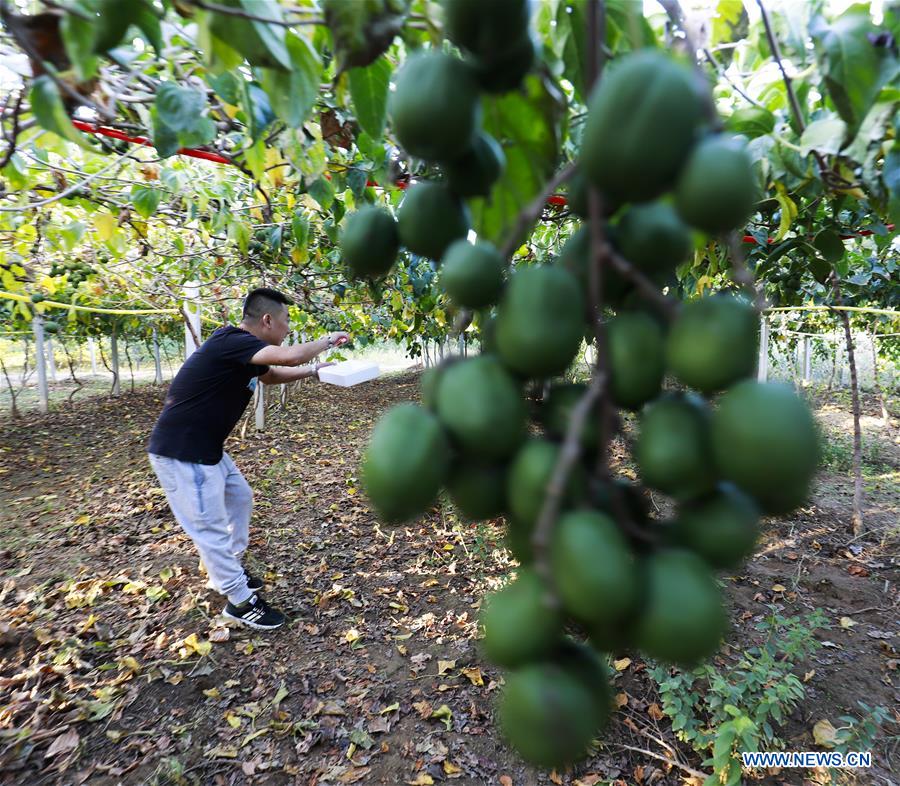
(257, 363, 330, 385)
(250, 332, 349, 367)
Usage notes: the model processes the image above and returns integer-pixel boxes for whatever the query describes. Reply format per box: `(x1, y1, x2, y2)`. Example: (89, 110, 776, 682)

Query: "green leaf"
(29, 77, 94, 151)
(308, 177, 335, 210)
(156, 83, 206, 133)
(134, 2, 163, 54)
(726, 106, 776, 138)
(292, 213, 310, 247)
(559, 0, 588, 103)
(130, 185, 162, 218)
(60, 9, 100, 81)
(209, 0, 292, 71)
(799, 116, 848, 157)
(470, 75, 565, 243)
(710, 0, 746, 47)
(151, 108, 180, 159)
(258, 32, 322, 128)
(348, 56, 392, 140)
(811, 12, 900, 136)
(243, 139, 267, 181)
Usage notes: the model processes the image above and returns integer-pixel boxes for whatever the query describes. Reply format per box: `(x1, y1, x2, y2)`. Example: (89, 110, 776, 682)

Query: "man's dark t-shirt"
(148, 326, 270, 464)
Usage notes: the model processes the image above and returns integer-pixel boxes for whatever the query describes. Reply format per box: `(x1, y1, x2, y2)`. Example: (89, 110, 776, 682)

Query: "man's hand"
(328, 331, 350, 348)
(314, 361, 336, 380)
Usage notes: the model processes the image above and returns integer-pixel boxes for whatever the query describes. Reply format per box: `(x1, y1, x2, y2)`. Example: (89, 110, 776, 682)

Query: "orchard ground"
(0, 364, 897, 785)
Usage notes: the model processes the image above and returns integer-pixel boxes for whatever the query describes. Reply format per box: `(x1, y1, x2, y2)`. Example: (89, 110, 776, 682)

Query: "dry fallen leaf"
(613, 657, 632, 672)
(442, 760, 462, 776)
(405, 773, 434, 786)
(461, 666, 484, 686)
(839, 617, 856, 629)
(803, 670, 816, 683)
(771, 584, 787, 593)
(45, 728, 79, 759)
(813, 719, 838, 748)
(647, 702, 665, 721)
(209, 627, 230, 642)
(499, 777, 513, 786)
(615, 692, 629, 708)
(438, 659, 457, 675)
(550, 770, 563, 784)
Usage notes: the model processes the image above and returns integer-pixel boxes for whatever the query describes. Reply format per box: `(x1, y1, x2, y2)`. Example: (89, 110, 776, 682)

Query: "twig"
(531, 373, 606, 593)
(0, 89, 23, 169)
(615, 742, 710, 780)
(0, 355, 20, 418)
(498, 162, 577, 259)
(703, 48, 765, 108)
(185, 0, 322, 26)
(755, 0, 837, 185)
(725, 232, 767, 312)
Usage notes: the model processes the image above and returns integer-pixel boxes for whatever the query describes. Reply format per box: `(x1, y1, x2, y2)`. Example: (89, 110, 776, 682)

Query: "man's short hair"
(242, 288, 293, 322)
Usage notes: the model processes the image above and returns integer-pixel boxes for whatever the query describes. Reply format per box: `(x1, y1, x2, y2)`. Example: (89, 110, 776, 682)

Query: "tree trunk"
(831, 283, 864, 536)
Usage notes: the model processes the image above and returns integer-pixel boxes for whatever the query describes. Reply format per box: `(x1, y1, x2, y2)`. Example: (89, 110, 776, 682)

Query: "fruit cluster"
(340, 0, 536, 283)
(360, 4, 819, 771)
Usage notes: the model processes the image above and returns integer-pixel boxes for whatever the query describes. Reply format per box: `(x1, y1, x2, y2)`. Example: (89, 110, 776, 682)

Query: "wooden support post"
(255, 381, 266, 431)
(111, 327, 121, 396)
(32, 315, 49, 414)
(46, 338, 58, 382)
(802, 336, 811, 385)
(757, 316, 769, 382)
(153, 327, 163, 384)
(184, 282, 202, 360)
(88, 337, 97, 375)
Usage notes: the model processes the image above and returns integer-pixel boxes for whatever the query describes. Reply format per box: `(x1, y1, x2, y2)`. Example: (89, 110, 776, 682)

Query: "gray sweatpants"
(148, 452, 253, 605)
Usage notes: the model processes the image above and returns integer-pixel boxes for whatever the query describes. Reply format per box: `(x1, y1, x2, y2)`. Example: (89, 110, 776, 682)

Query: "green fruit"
(389, 51, 481, 162)
(397, 182, 470, 260)
(439, 240, 505, 309)
(445, 132, 506, 197)
(635, 393, 716, 502)
(673, 483, 759, 570)
(495, 266, 585, 378)
(542, 382, 602, 450)
(607, 312, 665, 410)
(43, 320, 60, 334)
(675, 135, 757, 234)
(508, 440, 585, 529)
(471, 34, 537, 93)
(634, 550, 727, 665)
(442, 0, 531, 59)
(813, 229, 845, 263)
(363, 404, 451, 523)
(554, 638, 612, 728)
(556, 227, 629, 307)
(591, 478, 650, 527)
(580, 50, 704, 203)
(567, 170, 588, 218)
(436, 356, 526, 459)
(480, 569, 562, 667)
(667, 295, 758, 393)
(447, 462, 507, 520)
(505, 514, 534, 564)
(551, 510, 639, 625)
(479, 314, 498, 354)
(615, 201, 692, 276)
(499, 663, 600, 768)
(711, 381, 818, 515)
(30, 294, 46, 303)
(340, 206, 399, 279)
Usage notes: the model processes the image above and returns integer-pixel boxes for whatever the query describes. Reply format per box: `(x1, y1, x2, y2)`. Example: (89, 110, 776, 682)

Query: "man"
(147, 287, 349, 630)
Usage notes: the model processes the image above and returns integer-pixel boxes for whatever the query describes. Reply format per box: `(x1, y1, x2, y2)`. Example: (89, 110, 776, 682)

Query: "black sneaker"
(223, 594, 286, 630)
(244, 570, 264, 591)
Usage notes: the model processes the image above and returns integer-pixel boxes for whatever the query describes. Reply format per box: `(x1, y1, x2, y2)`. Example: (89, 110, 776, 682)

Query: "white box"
(317, 360, 380, 387)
